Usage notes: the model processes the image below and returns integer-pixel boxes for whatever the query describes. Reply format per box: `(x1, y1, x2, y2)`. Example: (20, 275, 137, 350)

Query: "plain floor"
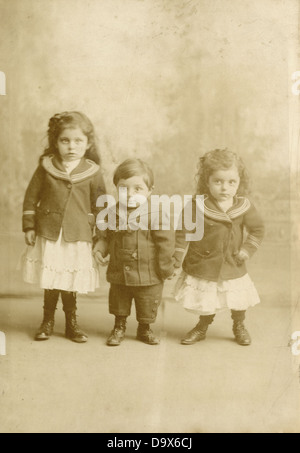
(0, 233, 299, 433)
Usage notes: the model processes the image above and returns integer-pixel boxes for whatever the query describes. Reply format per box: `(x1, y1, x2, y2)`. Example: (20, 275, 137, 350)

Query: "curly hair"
(195, 148, 250, 196)
(40, 111, 100, 164)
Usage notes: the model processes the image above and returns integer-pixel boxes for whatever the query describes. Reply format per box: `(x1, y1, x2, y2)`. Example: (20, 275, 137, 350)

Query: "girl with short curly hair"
(174, 148, 264, 346)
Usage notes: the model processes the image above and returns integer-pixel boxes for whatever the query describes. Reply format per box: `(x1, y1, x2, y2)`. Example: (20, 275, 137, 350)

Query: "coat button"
(67, 183, 72, 189)
(131, 252, 138, 260)
(124, 265, 131, 271)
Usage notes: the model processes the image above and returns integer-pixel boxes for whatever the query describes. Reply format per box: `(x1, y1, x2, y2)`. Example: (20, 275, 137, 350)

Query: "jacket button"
(125, 265, 131, 271)
(67, 184, 72, 189)
(131, 252, 138, 260)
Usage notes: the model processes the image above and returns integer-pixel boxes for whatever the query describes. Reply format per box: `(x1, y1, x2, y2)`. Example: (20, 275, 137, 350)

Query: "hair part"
(113, 158, 154, 189)
(40, 111, 100, 164)
(195, 148, 250, 196)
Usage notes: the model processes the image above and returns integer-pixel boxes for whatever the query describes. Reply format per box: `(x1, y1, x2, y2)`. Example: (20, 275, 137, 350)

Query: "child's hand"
(25, 230, 36, 246)
(93, 250, 109, 266)
(166, 267, 182, 280)
(234, 249, 249, 265)
(93, 239, 109, 266)
(170, 269, 187, 298)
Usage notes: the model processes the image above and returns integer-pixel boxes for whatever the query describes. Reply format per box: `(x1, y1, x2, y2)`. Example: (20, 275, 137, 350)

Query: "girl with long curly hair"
(21, 111, 106, 343)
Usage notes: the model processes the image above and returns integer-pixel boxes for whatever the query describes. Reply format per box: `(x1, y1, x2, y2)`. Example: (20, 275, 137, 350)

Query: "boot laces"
(234, 322, 248, 336)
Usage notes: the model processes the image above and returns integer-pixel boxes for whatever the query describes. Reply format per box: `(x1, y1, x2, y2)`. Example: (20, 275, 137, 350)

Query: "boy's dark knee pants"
(109, 283, 163, 324)
(134, 284, 163, 324)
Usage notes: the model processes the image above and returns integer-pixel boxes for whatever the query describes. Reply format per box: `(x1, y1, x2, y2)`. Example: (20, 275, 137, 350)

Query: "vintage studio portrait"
(0, 0, 299, 434)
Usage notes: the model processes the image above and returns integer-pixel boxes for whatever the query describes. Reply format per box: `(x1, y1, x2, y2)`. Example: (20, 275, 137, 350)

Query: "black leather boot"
(35, 290, 59, 341)
(181, 314, 215, 345)
(106, 316, 127, 346)
(35, 311, 55, 341)
(136, 323, 160, 345)
(231, 310, 251, 346)
(61, 291, 88, 343)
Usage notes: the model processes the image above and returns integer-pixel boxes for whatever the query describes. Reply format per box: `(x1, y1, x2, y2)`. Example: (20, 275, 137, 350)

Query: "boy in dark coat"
(93, 158, 175, 345)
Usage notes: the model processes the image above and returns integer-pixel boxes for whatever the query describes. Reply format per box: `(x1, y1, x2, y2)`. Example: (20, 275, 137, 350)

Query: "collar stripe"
(42, 156, 99, 182)
(202, 197, 251, 221)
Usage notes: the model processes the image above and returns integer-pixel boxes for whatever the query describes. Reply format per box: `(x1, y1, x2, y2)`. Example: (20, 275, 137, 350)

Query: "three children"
(21, 113, 264, 346)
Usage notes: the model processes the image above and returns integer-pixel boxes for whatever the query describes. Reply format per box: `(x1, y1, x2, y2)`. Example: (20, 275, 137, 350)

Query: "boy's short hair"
(113, 158, 154, 189)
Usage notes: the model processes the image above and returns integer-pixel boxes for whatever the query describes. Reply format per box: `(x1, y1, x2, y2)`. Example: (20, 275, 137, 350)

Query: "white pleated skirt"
(19, 230, 101, 294)
(175, 271, 260, 316)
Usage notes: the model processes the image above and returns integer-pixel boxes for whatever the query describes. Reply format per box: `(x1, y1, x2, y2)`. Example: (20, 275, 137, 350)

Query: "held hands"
(93, 250, 110, 266)
(234, 249, 249, 265)
(167, 266, 182, 280)
(25, 230, 36, 246)
(165, 268, 187, 299)
(93, 241, 109, 266)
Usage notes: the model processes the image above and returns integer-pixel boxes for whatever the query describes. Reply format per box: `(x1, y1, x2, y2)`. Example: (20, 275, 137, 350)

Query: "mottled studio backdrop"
(0, 0, 298, 282)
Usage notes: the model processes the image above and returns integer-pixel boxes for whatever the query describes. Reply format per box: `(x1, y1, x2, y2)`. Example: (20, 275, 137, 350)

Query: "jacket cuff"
(22, 212, 36, 232)
(239, 248, 250, 259)
(173, 248, 185, 268)
(159, 264, 175, 280)
(241, 243, 257, 258)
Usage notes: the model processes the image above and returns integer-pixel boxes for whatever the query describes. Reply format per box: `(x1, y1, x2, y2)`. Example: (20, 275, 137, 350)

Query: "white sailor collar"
(41, 155, 100, 183)
(201, 195, 251, 222)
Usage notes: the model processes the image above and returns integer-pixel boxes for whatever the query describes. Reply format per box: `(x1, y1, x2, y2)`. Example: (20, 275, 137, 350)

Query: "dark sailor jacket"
(22, 155, 106, 243)
(174, 196, 265, 282)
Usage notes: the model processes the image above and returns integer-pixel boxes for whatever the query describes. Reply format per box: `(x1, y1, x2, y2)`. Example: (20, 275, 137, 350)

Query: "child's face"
(117, 175, 152, 207)
(208, 166, 240, 202)
(57, 127, 89, 161)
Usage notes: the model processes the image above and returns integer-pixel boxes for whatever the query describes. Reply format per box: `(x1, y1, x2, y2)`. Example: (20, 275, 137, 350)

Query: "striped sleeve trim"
(23, 210, 36, 215)
(246, 234, 261, 249)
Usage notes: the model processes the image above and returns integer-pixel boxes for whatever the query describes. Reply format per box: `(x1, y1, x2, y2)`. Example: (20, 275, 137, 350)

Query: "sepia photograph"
(0, 0, 299, 434)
